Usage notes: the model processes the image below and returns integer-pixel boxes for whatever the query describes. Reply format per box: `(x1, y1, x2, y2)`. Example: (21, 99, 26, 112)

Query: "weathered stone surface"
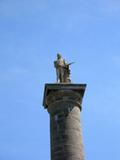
(43, 83, 86, 160)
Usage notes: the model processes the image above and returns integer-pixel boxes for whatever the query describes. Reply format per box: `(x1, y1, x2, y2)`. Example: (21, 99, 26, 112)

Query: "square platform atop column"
(43, 83, 86, 108)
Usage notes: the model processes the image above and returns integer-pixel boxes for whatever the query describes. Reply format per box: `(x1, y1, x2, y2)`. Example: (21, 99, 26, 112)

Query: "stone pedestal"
(43, 83, 86, 160)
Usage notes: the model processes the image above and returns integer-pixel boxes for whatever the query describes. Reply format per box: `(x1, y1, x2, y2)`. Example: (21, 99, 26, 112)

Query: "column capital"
(43, 83, 86, 113)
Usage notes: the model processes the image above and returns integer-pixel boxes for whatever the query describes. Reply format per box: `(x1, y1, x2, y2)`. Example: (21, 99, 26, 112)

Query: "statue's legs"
(56, 69, 60, 83)
(56, 67, 65, 83)
(60, 67, 64, 83)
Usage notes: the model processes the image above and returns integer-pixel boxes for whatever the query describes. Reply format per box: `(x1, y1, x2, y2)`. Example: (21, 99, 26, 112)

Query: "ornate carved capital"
(43, 83, 86, 115)
(46, 90, 82, 115)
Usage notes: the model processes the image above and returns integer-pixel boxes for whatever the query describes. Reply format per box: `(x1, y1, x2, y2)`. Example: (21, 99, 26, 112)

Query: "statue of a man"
(54, 53, 71, 83)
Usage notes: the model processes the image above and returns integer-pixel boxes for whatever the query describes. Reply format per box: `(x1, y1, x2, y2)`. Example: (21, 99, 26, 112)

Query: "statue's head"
(57, 53, 62, 59)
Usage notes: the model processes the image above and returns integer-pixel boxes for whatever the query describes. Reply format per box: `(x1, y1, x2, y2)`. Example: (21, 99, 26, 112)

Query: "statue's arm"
(54, 61, 57, 68)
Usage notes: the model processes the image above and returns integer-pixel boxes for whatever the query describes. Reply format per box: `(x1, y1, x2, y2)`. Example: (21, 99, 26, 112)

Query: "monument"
(43, 53, 86, 160)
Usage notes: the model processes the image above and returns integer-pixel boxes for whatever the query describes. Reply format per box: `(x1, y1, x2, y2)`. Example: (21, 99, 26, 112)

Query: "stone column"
(43, 84, 86, 160)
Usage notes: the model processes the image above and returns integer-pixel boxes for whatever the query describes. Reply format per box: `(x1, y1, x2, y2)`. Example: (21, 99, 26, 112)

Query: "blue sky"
(0, 0, 120, 159)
